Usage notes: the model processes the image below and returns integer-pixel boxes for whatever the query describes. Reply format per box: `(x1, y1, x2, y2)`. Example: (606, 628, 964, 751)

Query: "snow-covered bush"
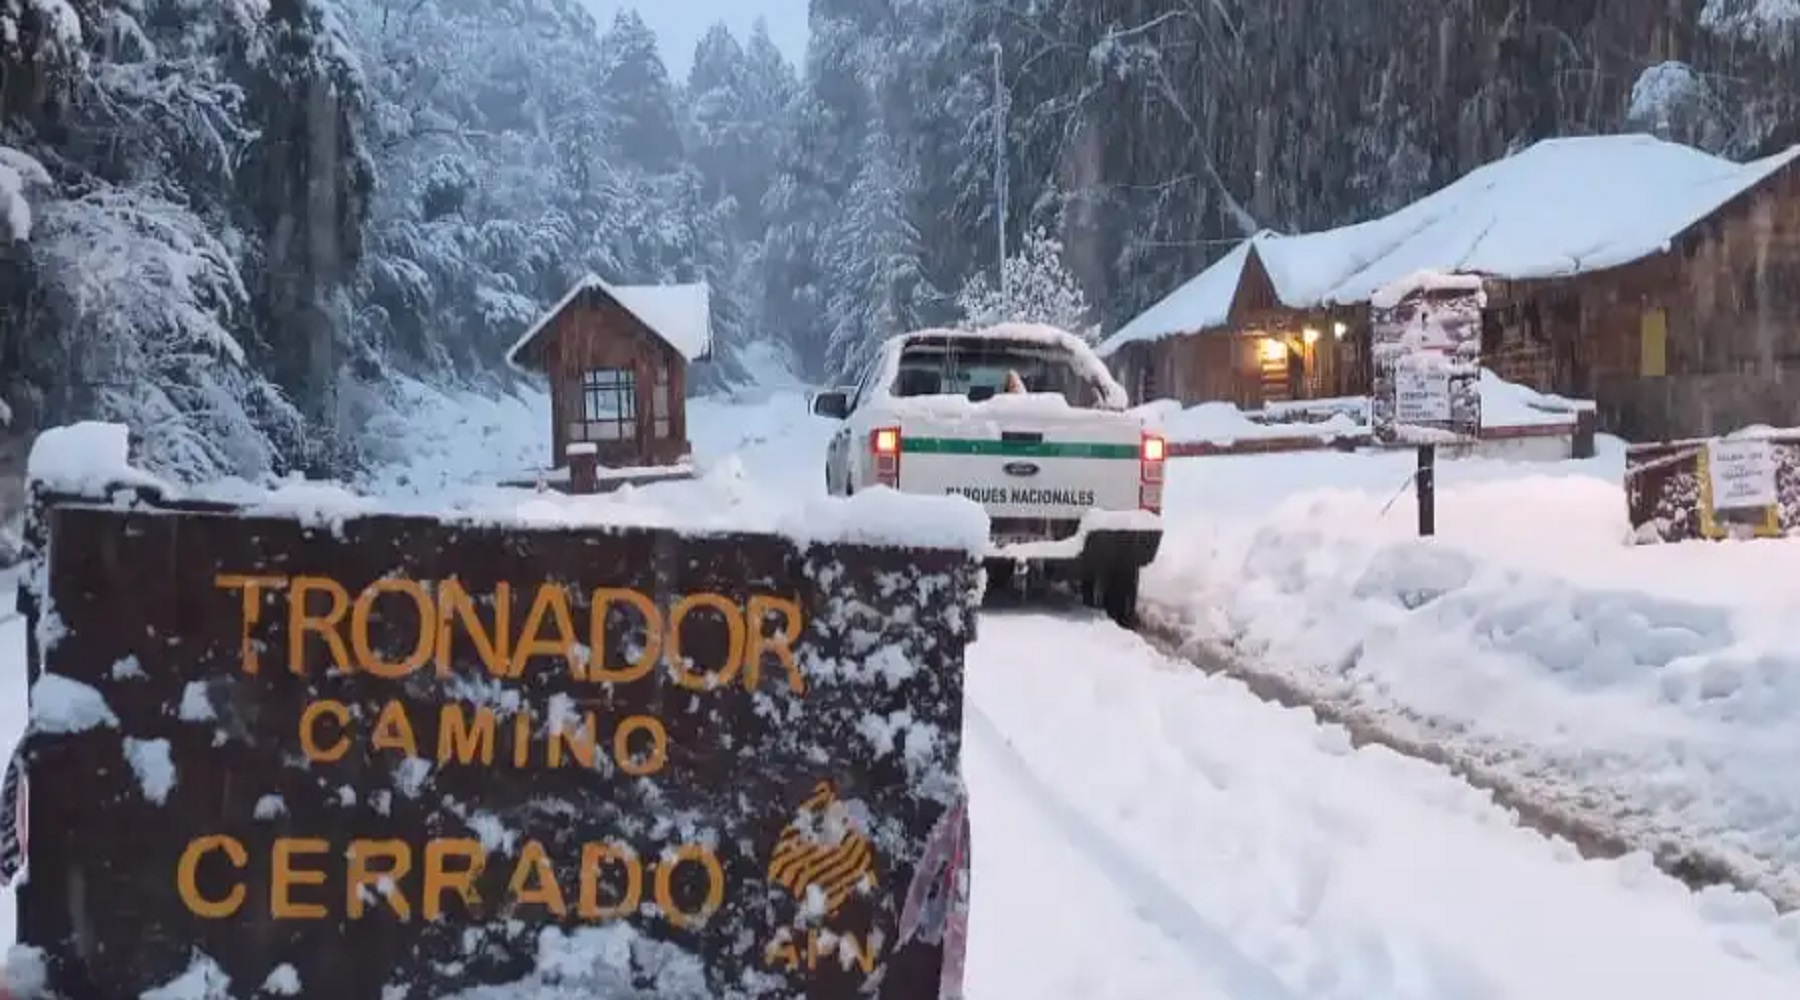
(956, 226, 1097, 343)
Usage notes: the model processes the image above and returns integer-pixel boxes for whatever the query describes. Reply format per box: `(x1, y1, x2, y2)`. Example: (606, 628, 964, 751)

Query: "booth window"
(569, 367, 637, 441)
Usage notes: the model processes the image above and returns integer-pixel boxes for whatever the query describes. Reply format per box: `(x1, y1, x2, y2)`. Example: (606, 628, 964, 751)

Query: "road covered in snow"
(965, 610, 1800, 1000)
(4, 380, 1800, 997)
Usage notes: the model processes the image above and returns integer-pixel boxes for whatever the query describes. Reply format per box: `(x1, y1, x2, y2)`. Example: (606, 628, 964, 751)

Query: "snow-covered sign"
(1705, 437, 1779, 510)
(19, 489, 980, 999)
(1370, 270, 1484, 443)
(1393, 354, 1452, 424)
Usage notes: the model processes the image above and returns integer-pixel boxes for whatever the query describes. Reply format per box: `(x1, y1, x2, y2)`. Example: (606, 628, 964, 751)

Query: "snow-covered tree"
(821, 128, 936, 378)
(956, 226, 1097, 341)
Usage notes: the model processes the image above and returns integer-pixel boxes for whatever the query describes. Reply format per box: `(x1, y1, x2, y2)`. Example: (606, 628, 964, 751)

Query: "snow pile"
(440, 926, 713, 1000)
(1145, 455, 1800, 901)
(1701, 0, 1800, 39)
(1101, 134, 1800, 353)
(0, 147, 50, 243)
(140, 952, 232, 1000)
(967, 613, 1800, 1000)
(26, 421, 171, 497)
(28, 673, 118, 734)
(1137, 370, 1589, 444)
(1140, 400, 1365, 445)
(1475, 369, 1591, 427)
(439, 461, 988, 552)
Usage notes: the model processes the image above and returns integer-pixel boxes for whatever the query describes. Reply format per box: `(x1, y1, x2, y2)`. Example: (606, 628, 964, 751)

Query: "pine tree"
(599, 10, 684, 175)
(821, 128, 935, 379)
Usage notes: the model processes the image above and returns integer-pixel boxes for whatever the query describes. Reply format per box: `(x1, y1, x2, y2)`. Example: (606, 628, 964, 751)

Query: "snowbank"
(1138, 369, 1587, 446)
(1145, 452, 1800, 902)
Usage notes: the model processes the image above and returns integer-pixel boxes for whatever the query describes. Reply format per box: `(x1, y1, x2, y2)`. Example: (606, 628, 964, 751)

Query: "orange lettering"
(745, 594, 806, 695)
(288, 576, 351, 674)
(351, 578, 435, 679)
(176, 835, 247, 918)
(666, 593, 745, 692)
(215, 574, 288, 675)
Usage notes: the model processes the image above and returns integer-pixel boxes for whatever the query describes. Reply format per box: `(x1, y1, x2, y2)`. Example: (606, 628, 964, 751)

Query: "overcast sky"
(583, 0, 810, 81)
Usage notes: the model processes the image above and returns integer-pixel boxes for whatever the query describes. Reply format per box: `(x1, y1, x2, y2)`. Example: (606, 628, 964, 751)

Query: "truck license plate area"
(989, 517, 1080, 546)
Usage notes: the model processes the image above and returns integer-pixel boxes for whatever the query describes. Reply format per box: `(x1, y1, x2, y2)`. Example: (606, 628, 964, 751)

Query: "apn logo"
(767, 781, 878, 917)
(762, 781, 885, 976)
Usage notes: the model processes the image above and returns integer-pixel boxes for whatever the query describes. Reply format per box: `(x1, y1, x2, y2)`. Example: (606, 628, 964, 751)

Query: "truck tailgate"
(896, 404, 1144, 519)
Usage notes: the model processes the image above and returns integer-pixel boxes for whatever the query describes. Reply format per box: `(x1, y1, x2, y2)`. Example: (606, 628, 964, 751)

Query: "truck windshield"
(892, 338, 1104, 407)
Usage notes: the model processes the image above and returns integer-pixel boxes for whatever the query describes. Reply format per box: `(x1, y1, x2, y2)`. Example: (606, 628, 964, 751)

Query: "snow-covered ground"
(1144, 437, 1800, 905)
(967, 612, 1800, 1000)
(7, 379, 1800, 997)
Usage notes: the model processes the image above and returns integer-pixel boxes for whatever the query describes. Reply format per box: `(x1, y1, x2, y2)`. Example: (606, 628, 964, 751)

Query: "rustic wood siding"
(1597, 167, 1800, 440)
(543, 294, 690, 469)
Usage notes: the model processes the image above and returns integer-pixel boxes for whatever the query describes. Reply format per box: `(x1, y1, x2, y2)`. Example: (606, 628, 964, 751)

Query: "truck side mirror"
(811, 390, 850, 419)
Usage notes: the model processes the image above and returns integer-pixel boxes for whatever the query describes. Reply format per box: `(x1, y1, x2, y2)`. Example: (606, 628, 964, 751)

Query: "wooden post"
(566, 443, 599, 495)
(1572, 409, 1597, 460)
(1416, 444, 1436, 537)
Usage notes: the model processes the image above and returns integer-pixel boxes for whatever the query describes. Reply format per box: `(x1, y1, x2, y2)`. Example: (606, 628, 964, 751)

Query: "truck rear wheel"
(1086, 565, 1140, 630)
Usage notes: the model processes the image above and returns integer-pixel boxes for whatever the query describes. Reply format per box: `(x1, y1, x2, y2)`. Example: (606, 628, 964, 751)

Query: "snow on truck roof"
(505, 274, 714, 373)
(1099, 134, 1800, 356)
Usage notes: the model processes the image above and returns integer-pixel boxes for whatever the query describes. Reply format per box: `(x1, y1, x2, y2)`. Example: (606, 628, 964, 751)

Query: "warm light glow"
(872, 427, 901, 455)
(1332, 321, 1349, 338)
(1302, 327, 1320, 344)
(1257, 337, 1286, 363)
(1141, 435, 1166, 463)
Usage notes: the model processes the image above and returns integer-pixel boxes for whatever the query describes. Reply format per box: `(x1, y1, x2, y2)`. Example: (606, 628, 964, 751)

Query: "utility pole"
(990, 36, 1009, 300)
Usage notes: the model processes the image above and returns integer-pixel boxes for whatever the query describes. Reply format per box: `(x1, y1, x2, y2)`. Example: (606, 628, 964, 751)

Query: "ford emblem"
(1002, 461, 1040, 477)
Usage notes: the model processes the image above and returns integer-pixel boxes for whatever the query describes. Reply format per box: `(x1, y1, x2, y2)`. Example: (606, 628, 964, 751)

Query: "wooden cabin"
(505, 274, 712, 472)
(1101, 135, 1800, 442)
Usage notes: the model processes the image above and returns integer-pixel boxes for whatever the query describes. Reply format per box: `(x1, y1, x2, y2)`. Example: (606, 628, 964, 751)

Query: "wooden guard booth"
(505, 274, 712, 477)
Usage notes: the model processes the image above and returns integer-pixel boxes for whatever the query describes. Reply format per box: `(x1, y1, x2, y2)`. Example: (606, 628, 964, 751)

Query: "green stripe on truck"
(902, 437, 1138, 459)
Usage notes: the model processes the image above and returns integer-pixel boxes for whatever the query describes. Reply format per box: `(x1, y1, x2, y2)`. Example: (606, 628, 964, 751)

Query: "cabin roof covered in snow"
(505, 275, 713, 372)
(1098, 134, 1800, 356)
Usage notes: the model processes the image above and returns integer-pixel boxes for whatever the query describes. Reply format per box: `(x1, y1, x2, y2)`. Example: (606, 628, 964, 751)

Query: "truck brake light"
(871, 427, 902, 487)
(1139, 432, 1166, 514)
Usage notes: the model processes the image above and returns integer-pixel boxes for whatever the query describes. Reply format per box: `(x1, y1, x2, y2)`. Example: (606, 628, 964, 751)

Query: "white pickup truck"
(810, 324, 1164, 628)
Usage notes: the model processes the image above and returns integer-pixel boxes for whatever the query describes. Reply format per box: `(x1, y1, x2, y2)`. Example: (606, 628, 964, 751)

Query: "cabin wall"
(1508, 170, 1800, 442)
(1117, 312, 1370, 412)
(545, 303, 690, 469)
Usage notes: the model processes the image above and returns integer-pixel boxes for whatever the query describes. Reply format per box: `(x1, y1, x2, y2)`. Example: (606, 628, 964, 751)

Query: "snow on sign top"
(505, 274, 713, 373)
(22, 422, 989, 553)
(1099, 134, 1800, 356)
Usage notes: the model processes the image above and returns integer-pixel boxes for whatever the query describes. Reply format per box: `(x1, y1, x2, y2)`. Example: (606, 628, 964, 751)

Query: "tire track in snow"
(965, 697, 1302, 1000)
(1132, 609, 1782, 909)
